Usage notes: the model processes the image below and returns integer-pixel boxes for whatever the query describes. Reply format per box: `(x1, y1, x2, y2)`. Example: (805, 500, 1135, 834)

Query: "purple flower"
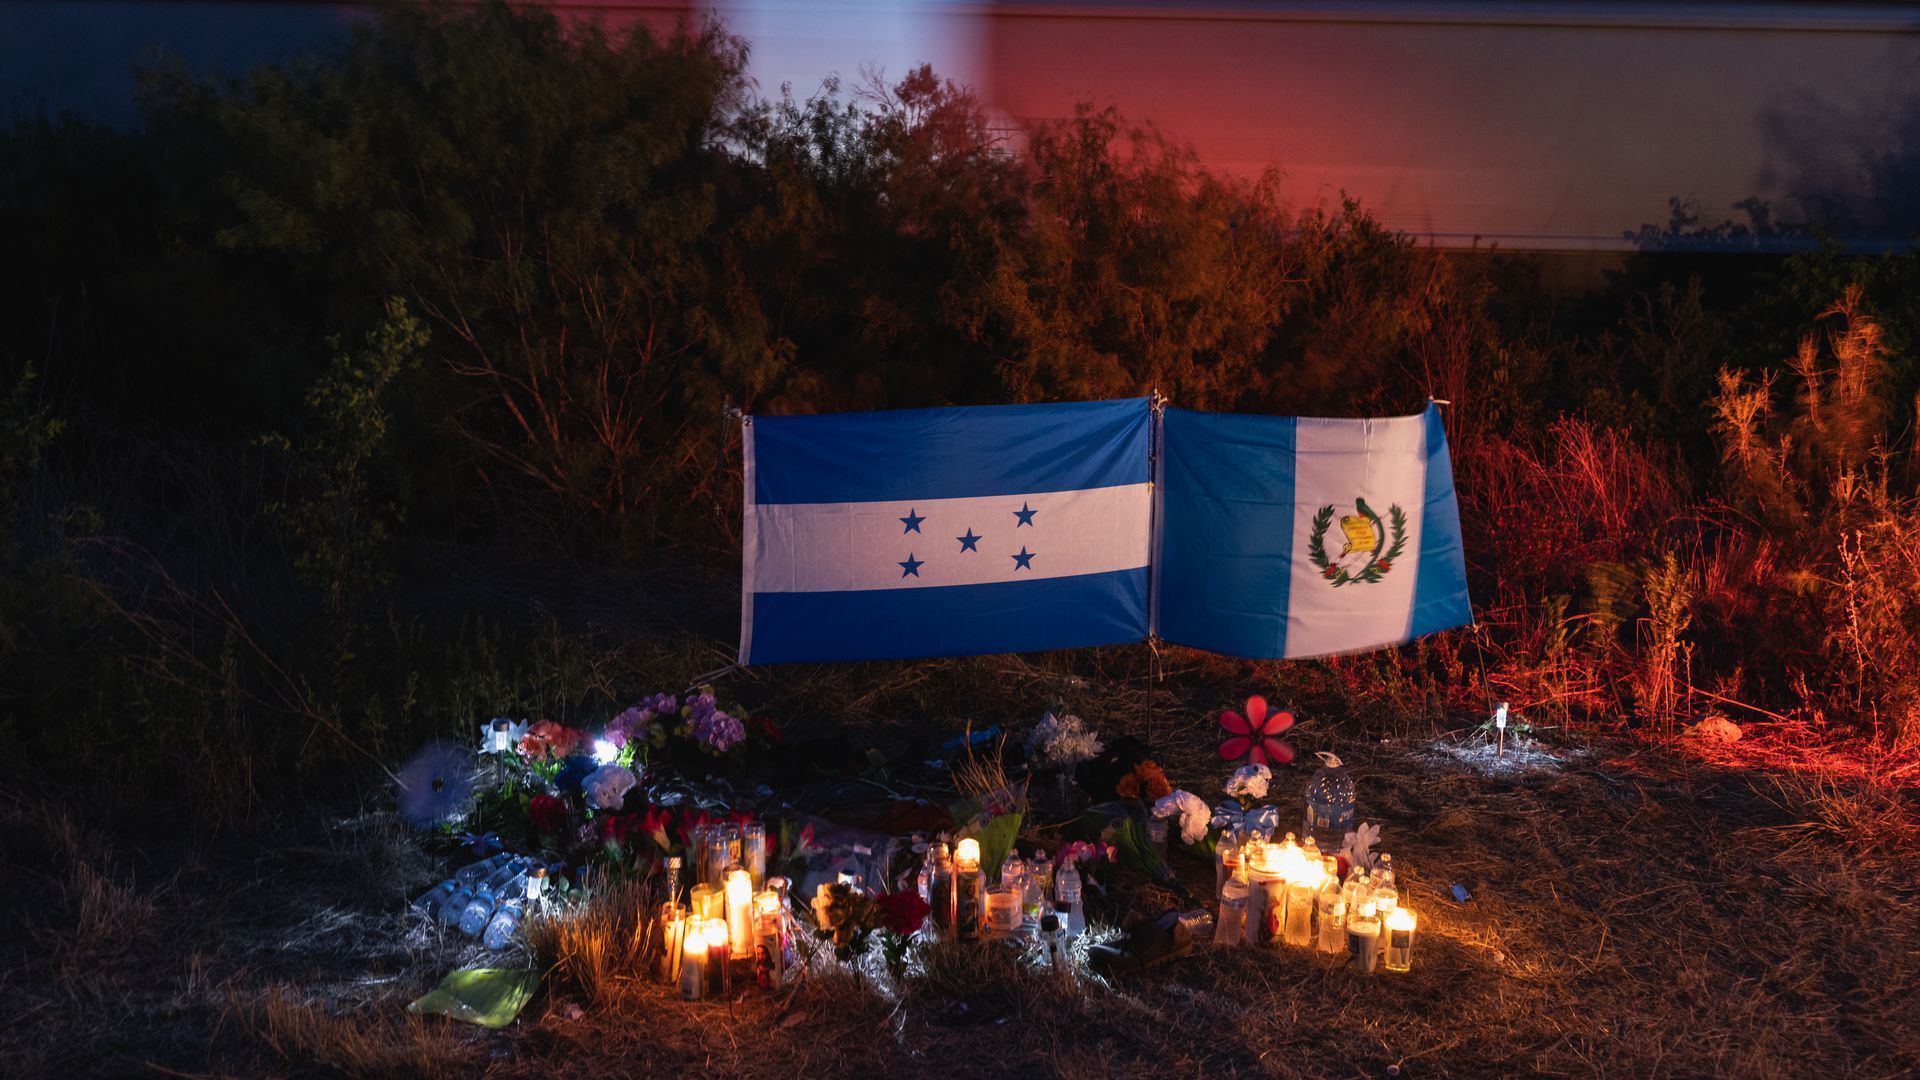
(605, 705, 650, 748)
(690, 708, 746, 754)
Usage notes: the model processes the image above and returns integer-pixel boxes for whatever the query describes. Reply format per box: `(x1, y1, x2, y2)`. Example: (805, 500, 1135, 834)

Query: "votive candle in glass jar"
(659, 902, 689, 983)
(984, 885, 1021, 937)
(742, 823, 768, 891)
(679, 925, 707, 1000)
(703, 917, 731, 995)
(1347, 900, 1381, 974)
(725, 867, 755, 959)
(690, 883, 720, 921)
(1383, 907, 1417, 972)
(954, 838, 983, 943)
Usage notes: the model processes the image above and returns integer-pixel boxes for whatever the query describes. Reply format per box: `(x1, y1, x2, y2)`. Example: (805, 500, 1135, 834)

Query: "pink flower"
(1218, 696, 1295, 766)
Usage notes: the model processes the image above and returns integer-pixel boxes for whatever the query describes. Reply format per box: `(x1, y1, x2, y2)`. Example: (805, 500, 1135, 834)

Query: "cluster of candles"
(920, 837, 1084, 975)
(655, 821, 801, 1000)
(1215, 832, 1417, 974)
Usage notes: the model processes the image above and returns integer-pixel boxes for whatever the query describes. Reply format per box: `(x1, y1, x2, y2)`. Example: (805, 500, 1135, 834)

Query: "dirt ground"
(4, 695, 1918, 1079)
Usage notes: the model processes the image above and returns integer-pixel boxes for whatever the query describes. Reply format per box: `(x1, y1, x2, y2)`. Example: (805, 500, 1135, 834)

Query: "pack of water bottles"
(411, 852, 552, 950)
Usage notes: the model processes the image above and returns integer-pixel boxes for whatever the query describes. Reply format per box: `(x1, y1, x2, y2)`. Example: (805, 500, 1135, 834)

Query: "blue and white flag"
(1153, 403, 1473, 659)
(739, 399, 1153, 664)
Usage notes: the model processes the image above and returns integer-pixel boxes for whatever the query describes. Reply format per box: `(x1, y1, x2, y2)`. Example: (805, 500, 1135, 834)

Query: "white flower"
(583, 764, 636, 811)
(1225, 763, 1271, 800)
(1026, 711, 1105, 768)
(1151, 789, 1213, 846)
(1340, 821, 1382, 872)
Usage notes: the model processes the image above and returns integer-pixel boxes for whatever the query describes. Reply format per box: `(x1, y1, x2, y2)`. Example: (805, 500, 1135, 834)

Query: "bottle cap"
(1040, 914, 1060, 933)
(1055, 900, 1071, 913)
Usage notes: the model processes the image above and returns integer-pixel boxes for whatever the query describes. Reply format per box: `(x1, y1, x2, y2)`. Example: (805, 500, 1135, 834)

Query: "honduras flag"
(739, 398, 1153, 664)
(1152, 403, 1472, 659)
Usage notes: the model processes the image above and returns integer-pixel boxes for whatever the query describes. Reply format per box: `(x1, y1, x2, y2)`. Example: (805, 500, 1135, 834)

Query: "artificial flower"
(1226, 762, 1271, 802)
(519, 719, 584, 762)
(604, 706, 651, 748)
(1057, 840, 1102, 869)
(1217, 696, 1295, 766)
(640, 805, 674, 852)
(396, 741, 474, 827)
(528, 794, 569, 836)
(690, 705, 747, 754)
(1026, 711, 1105, 768)
(1212, 802, 1279, 840)
(1115, 759, 1173, 802)
(1340, 821, 1382, 873)
(583, 763, 637, 811)
(873, 889, 932, 937)
(1152, 789, 1213, 846)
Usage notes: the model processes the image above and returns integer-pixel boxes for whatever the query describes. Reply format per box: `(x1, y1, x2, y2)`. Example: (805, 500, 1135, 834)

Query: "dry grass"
(3, 658, 1918, 1078)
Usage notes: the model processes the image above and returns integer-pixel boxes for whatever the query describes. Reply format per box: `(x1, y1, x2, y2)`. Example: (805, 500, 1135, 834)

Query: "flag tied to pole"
(739, 398, 1471, 665)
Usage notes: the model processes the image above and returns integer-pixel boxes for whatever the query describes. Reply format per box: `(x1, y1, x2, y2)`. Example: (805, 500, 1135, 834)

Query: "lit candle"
(679, 922, 706, 1000)
(704, 916, 731, 995)
(725, 867, 754, 960)
(690, 884, 720, 920)
(1383, 907, 1417, 972)
(954, 838, 983, 943)
(753, 890, 786, 989)
(1347, 900, 1382, 974)
(1283, 865, 1318, 948)
(1246, 853, 1285, 948)
(984, 884, 1021, 937)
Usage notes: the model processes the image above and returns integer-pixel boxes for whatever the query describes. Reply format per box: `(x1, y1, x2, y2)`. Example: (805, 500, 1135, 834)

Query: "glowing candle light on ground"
(725, 867, 754, 959)
(1384, 907, 1417, 972)
(954, 838, 983, 942)
(679, 924, 706, 1000)
(690, 884, 720, 920)
(704, 917, 731, 995)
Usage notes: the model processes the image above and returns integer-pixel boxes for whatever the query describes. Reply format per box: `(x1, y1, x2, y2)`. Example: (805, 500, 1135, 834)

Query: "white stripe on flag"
(1285, 415, 1429, 658)
(748, 483, 1151, 593)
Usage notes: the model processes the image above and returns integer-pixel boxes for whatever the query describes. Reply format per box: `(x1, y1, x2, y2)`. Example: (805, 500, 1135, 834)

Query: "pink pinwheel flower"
(1217, 695, 1295, 766)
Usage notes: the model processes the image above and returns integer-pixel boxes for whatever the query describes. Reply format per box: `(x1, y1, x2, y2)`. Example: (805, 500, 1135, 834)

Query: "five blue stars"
(1013, 502, 1037, 527)
(1011, 546, 1036, 570)
(899, 553, 924, 578)
(900, 508, 925, 534)
(957, 528, 981, 553)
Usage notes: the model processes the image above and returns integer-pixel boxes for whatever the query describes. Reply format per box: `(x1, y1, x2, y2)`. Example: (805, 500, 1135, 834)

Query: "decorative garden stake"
(1218, 696, 1295, 766)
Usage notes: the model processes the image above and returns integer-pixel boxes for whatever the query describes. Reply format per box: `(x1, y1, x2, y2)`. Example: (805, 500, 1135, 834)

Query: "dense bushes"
(5, 1, 1920, 805)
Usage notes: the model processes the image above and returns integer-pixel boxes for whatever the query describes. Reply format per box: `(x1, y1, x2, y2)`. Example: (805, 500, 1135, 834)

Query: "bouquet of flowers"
(1026, 712, 1104, 769)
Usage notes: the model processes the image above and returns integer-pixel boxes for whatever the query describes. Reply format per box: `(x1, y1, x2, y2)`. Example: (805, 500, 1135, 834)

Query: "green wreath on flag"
(1307, 497, 1408, 587)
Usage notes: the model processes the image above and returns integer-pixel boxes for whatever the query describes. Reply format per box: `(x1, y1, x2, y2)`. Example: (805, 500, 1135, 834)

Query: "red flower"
(640, 805, 674, 851)
(1218, 695, 1296, 766)
(674, 807, 715, 847)
(750, 712, 782, 743)
(519, 720, 584, 762)
(873, 890, 931, 936)
(528, 794, 569, 835)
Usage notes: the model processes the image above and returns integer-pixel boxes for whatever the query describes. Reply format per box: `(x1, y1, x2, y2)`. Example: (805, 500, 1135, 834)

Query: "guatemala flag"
(739, 398, 1153, 664)
(1152, 403, 1473, 659)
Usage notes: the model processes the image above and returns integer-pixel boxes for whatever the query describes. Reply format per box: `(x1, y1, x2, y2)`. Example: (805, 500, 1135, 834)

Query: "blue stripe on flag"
(744, 568, 1149, 664)
(1410, 402, 1475, 638)
(1152, 409, 1298, 659)
(752, 398, 1150, 504)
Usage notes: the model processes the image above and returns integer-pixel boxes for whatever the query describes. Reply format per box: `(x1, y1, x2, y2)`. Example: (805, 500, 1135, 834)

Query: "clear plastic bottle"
(1000, 851, 1025, 891)
(461, 863, 528, 936)
(1302, 752, 1356, 852)
(1055, 862, 1085, 937)
(1216, 865, 1248, 947)
(911, 836, 932, 903)
(1214, 831, 1241, 899)
(482, 898, 526, 950)
(1316, 857, 1346, 953)
(1371, 858, 1399, 919)
(1029, 849, 1055, 905)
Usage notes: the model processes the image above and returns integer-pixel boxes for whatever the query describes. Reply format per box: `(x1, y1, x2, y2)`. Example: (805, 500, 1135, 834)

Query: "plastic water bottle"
(1302, 752, 1355, 852)
(1055, 861, 1085, 937)
(482, 898, 526, 950)
(460, 862, 528, 936)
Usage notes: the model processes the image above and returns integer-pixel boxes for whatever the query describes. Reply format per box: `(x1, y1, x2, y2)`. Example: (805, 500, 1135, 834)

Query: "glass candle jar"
(984, 885, 1021, 936)
(742, 824, 767, 891)
(1383, 907, 1417, 972)
(1347, 901, 1381, 974)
